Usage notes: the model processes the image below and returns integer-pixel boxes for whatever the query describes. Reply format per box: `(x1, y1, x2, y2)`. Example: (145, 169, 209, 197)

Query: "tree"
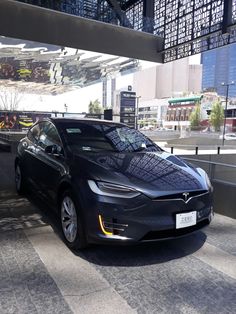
(209, 99, 224, 132)
(88, 99, 102, 114)
(190, 103, 201, 129)
(0, 87, 24, 111)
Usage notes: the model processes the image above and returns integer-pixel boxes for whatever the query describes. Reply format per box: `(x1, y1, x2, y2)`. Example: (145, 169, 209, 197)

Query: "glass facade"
(202, 44, 236, 98)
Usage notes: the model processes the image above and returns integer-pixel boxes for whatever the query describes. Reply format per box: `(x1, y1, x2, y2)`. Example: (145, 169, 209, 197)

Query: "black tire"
(15, 163, 26, 195)
(60, 189, 88, 250)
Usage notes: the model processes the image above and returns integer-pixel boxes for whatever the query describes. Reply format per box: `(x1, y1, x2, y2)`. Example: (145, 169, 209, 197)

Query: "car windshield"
(61, 122, 161, 153)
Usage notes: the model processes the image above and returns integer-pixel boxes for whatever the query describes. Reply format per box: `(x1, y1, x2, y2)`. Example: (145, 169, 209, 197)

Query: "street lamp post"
(221, 81, 234, 146)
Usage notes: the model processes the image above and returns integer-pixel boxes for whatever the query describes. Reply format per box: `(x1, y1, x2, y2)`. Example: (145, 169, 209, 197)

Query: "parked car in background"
(219, 133, 236, 140)
(15, 118, 213, 250)
(156, 127, 174, 131)
(140, 125, 154, 131)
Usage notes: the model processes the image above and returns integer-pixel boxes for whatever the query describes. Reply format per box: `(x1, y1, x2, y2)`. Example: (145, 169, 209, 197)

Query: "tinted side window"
(27, 123, 41, 143)
(38, 122, 62, 149)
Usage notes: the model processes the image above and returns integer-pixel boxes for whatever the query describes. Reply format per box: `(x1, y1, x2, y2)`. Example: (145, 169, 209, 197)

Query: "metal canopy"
(0, 1, 164, 63)
(0, 36, 139, 95)
(11, 0, 236, 62)
(0, 1, 235, 65)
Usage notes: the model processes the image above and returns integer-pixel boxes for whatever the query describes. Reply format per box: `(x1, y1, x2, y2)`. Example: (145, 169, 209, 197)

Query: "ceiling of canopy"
(0, 36, 139, 95)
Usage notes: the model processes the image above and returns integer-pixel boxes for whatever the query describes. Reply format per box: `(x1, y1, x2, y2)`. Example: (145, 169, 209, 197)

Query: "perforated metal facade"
(15, 0, 236, 62)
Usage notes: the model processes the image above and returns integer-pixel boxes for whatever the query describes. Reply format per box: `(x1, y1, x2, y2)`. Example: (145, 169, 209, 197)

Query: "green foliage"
(88, 99, 102, 114)
(190, 104, 201, 128)
(209, 99, 224, 131)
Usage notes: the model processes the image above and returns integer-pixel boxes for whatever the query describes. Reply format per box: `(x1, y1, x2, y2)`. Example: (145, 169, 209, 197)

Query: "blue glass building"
(201, 44, 236, 98)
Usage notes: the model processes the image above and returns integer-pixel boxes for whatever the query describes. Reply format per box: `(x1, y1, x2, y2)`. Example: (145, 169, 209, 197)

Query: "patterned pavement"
(81, 224, 236, 314)
(0, 152, 72, 314)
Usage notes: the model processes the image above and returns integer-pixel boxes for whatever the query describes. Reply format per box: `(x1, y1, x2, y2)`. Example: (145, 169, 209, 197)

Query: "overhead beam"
(0, 0, 163, 63)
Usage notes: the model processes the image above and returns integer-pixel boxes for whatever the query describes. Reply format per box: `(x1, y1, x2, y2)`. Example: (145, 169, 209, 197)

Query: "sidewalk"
(0, 190, 72, 314)
(0, 152, 135, 314)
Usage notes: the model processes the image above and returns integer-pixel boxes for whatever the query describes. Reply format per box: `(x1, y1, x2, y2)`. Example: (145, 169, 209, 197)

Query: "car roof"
(49, 117, 126, 127)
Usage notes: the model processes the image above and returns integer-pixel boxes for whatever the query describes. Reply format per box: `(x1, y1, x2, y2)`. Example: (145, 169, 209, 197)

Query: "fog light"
(98, 215, 128, 236)
(98, 215, 113, 235)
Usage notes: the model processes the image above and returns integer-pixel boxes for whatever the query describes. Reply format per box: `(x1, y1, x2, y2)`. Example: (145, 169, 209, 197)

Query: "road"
(0, 152, 235, 314)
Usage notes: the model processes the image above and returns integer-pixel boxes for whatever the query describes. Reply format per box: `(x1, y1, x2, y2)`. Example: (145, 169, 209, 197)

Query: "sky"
(19, 54, 201, 113)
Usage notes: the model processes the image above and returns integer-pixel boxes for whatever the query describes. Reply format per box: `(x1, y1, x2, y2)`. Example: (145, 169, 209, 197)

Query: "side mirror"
(45, 145, 63, 156)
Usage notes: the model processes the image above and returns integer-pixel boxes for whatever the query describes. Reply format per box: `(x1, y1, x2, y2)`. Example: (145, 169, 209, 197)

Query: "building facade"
(133, 58, 202, 101)
(138, 98, 168, 128)
(201, 44, 236, 98)
(133, 57, 202, 128)
(164, 95, 203, 130)
(201, 45, 236, 131)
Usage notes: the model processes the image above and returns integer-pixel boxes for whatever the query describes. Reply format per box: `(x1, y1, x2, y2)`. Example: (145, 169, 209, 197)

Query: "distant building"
(201, 44, 236, 98)
(201, 44, 236, 131)
(164, 95, 203, 130)
(138, 99, 168, 128)
(133, 57, 202, 127)
(133, 58, 202, 101)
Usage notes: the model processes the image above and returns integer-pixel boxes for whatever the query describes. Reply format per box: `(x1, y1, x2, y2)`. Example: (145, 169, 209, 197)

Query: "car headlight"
(88, 180, 141, 198)
(205, 172, 213, 191)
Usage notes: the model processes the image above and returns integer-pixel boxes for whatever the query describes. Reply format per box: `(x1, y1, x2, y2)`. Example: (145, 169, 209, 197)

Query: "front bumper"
(80, 185, 213, 244)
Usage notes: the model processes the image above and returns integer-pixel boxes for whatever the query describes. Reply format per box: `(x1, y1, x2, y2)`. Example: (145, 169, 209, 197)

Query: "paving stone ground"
(204, 215, 236, 256)
(0, 230, 72, 314)
(0, 152, 72, 314)
(81, 228, 236, 314)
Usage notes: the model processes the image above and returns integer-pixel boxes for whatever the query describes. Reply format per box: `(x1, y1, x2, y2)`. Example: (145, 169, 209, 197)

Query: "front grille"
(141, 219, 209, 241)
(154, 190, 208, 202)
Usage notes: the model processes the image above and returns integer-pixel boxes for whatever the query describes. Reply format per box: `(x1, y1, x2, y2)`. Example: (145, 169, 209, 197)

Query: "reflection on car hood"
(73, 151, 207, 198)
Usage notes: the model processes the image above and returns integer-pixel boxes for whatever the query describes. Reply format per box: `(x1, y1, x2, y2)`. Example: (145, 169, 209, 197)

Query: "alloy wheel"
(61, 196, 78, 243)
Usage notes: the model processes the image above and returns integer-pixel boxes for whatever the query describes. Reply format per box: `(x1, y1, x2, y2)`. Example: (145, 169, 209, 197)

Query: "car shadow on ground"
(76, 231, 207, 267)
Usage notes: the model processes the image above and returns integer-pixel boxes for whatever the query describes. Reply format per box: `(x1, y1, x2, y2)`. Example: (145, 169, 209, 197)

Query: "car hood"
(72, 151, 208, 198)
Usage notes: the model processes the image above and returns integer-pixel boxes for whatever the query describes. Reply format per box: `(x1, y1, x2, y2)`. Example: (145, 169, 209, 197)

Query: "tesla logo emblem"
(183, 192, 190, 202)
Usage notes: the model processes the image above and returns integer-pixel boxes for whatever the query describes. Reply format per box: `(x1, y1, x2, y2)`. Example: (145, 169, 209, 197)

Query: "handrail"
(183, 158, 236, 169)
(183, 157, 236, 187)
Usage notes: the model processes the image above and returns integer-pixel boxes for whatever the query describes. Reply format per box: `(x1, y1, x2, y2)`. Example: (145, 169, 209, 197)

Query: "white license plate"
(176, 211, 197, 229)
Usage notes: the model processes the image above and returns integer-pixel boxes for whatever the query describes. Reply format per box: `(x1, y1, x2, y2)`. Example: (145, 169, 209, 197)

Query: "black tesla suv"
(15, 118, 213, 249)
